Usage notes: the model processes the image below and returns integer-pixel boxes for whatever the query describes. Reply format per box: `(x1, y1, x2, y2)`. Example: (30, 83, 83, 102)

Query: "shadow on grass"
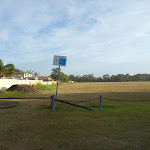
(36, 104, 78, 113)
(0, 101, 19, 109)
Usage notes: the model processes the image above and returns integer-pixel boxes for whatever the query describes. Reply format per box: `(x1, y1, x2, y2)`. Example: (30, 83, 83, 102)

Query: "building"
(14, 69, 32, 79)
(38, 76, 54, 81)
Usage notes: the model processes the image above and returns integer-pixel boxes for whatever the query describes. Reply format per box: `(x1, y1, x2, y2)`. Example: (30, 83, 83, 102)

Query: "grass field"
(0, 82, 150, 150)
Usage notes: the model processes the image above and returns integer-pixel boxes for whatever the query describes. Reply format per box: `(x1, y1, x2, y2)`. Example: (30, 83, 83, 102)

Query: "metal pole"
(0, 97, 51, 99)
(100, 95, 102, 111)
(55, 99, 95, 111)
(51, 95, 55, 110)
(56, 66, 60, 98)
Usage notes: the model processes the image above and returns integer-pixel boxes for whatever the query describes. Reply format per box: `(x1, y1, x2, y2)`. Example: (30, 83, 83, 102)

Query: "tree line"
(1, 60, 149, 82)
(68, 73, 150, 82)
(51, 67, 150, 82)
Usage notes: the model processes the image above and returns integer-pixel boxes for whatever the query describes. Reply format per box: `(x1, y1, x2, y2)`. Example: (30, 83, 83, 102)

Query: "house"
(14, 69, 32, 79)
(38, 76, 54, 81)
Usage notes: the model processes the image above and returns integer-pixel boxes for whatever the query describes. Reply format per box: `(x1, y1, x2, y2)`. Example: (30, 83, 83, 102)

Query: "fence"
(51, 95, 103, 111)
(43, 81, 57, 85)
(0, 95, 103, 111)
(43, 81, 53, 85)
(0, 79, 43, 91)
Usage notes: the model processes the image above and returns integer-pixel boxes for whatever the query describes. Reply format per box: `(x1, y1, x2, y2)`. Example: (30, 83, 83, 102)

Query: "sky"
(0, 0, 150, 77)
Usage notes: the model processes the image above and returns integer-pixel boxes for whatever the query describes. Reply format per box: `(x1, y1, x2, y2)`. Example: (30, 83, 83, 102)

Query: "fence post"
(51, 95, 55, 110)
(100, 95, 102, 111)
(55, 95, 56, 107)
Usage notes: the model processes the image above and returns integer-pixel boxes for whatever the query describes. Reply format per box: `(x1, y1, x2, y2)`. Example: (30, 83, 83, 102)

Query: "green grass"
(0, 91, 29, 97)
(0, 90, 43, 98)
(0, 82, 150, 150)
(35, 83, 57, 91)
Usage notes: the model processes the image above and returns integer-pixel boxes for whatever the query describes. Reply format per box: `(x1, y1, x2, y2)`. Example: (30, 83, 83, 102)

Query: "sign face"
(53, 55, 67, 66)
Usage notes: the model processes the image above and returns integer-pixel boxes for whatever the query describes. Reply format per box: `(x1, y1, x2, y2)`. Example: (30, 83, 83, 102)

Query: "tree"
(133, 74, 146, 81)
(51, 68, 62, 81)
(34, 72, 40, 77)
(145, 74, 150, 81)
(4, 64, 15, 77)
(51, 67, 69, 82)
(69, 75, 75, 81)
(88, 74, 96, 82)
(97, 77, 102, 82)
(27, 70, 34, 74)
(103, 74, 110, 82)
(110, 75, 116, 82)
(115, 74, 126, 82)
(125, 73, 131, 81)
(0, 59, 4, 77)
(60, 73, 69, 82)
(82, 74, 96, 82)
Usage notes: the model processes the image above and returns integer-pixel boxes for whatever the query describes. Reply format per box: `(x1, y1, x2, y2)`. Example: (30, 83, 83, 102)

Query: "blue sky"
(0, 0, 150, 77)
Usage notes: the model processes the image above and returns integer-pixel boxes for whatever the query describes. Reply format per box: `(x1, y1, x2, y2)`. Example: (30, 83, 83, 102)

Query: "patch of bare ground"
(7, 84, 36, 93)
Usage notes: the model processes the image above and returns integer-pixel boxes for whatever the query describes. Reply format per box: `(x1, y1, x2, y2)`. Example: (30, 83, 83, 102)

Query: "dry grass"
(58, 82, 150, 93)
(0, 82, 150, 150)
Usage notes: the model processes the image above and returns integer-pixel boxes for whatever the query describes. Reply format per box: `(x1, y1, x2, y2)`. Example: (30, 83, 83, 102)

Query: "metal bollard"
(100, 95, 102, 111)
(51, 95, 55, 110)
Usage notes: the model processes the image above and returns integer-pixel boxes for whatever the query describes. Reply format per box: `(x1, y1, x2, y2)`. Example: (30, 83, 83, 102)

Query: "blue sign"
(53, 55, 67, 66)
(59, 58, 66, 66)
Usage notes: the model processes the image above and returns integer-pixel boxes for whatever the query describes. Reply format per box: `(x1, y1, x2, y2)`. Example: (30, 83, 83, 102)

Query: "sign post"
(56, 65, 60, 97)
(100, 95, 102, 111)
(53, 55, 67, 98)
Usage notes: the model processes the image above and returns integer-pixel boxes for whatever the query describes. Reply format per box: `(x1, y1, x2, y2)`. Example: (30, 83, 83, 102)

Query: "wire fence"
(103, 98, 150, 102)
(54, 98, 96, 111)
(56, 97, 150, 103)
(59, 98, 99, 103)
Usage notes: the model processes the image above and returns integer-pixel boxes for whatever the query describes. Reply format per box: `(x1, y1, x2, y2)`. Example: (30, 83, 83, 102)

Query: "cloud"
(0, 0, 150, 76)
